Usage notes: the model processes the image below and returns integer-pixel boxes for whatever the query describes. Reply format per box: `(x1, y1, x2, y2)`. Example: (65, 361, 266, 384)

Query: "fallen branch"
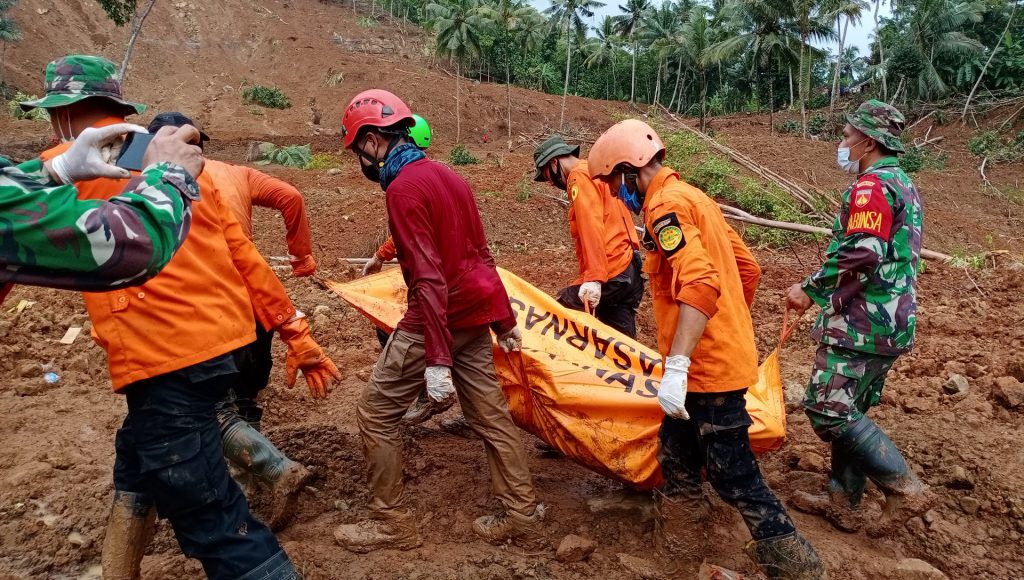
(978, 156, 1003, 196)
(913, 136, 945, 148)
(906, 111, 935, 132)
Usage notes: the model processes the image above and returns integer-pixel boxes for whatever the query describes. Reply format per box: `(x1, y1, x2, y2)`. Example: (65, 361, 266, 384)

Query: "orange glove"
(277, 316, 339, 399)
(289, 254, 318, 277)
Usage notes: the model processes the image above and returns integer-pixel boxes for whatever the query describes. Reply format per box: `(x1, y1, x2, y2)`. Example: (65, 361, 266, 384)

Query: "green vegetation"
(357, 16, 380, 28)
(449, 144, 480, 165)
(242, 85, 291, 109)
(516, 176, 532, 203)
(305, 152, 342, 170)
(253, 143, 311, 168)
(900, 145, 947, 174)
(662, 130, 818, 247)
(968, 130, 1024, 163)
(7, 92, 48, 121)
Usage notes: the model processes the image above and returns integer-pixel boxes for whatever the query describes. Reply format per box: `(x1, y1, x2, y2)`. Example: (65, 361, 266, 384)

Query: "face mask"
(549, 161, 567, 191)
(55, 108, 75, 143)
(360, 160, 381, 182)
(617, 173, 643, 214)
(836, 139, 868, 174)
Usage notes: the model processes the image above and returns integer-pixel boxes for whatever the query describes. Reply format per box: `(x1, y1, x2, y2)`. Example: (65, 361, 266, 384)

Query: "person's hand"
(498, 326, 522, 353)
(277, 316, 341, 399)
(785, 283, 813, 316)
(142, 125, 205, 178)
(362, 255, 383, 276)
(290, 254, 317, 277)
(578, 281, 602, 311)
(46, 123, 148, 183)
(424, 365, 456, 403)
(658, 355, 691, 420)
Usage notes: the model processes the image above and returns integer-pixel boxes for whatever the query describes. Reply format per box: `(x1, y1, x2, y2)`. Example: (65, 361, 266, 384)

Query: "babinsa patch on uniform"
(651, 212, 685, 256)
(846, 177, 893, 240)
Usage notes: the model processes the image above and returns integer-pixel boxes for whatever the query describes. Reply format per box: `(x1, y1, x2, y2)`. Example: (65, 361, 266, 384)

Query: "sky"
(526, 0, 893, 56)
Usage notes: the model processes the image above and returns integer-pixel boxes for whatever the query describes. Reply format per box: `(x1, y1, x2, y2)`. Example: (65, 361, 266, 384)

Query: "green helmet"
(409, 114, 432, 149)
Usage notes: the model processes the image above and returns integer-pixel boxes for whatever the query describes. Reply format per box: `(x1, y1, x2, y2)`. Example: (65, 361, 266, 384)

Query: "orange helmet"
(587, 119, 666, 178)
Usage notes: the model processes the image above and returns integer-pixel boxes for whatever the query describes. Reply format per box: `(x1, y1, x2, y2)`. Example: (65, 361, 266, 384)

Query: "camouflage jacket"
(0, 157, 198, 292)
(802, 157, 923, 356)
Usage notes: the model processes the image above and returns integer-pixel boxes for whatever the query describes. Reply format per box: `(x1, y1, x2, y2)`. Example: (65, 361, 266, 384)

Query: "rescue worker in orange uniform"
(533, 135, 644, 337)
(587, 119, 826, 580)
(147, 112, 318, 530)
(32, 55, 338, 580)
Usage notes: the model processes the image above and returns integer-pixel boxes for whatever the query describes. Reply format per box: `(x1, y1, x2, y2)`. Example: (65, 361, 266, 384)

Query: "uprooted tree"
(99, 0, 158, 85)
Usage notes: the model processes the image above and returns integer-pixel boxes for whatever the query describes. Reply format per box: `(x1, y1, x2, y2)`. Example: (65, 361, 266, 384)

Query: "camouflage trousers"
(803, 345, 898, 441)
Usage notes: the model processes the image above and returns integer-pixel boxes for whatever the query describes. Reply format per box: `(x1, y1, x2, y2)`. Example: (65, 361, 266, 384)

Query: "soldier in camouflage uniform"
(785, 100, 925, 532)
(1, 123, 203, 302)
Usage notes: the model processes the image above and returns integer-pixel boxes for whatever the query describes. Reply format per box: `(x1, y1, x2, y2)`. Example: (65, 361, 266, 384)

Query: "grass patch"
(305, 152, 342, 170)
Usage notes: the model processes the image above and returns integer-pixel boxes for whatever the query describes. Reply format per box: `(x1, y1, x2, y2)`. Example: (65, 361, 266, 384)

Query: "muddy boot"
(792, 441, 867, 532)
(653, 490, 712, 563)
(439, 415, 478, 439)
(401, 389, 455, 426)
(745, 532, 828, 580)
(101, 491, 156, 580)
(333, 514, 423, 554)
(841, 418, 924, 511)
(473, 503, 547, 546)
(221, 418, 312, 530)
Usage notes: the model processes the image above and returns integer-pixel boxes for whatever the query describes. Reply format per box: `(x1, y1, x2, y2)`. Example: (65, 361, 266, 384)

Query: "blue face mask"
(617, 173, 644, 214)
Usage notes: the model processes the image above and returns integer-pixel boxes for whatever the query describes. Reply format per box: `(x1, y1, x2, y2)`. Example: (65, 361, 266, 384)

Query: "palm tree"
(546, 0, 605, 128)
(427, 0, 489, 142)
(614, 0, 652, 102)
(0, 0, 21, 87)
(481, 0, 537, 138)
(793, 0, 837, 137)
(873, 0, 886, 98)
(904, 0, 984, 100)
(585, 15, 622, 99)
(641, 1, 682, 106)
(675, 5, 719, 128)
(825, 0, 868, 118)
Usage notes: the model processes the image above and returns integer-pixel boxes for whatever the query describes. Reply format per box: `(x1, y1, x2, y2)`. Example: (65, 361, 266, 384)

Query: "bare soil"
(2, 1, 1024, 579)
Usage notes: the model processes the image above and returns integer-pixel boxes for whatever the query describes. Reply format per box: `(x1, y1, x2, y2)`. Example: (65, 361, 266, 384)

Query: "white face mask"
(836, 138, 868, 174)
(54, 108, 75, 143)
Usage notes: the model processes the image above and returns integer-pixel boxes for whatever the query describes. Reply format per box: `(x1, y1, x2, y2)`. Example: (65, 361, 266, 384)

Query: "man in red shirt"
(333, 89, 545, 553)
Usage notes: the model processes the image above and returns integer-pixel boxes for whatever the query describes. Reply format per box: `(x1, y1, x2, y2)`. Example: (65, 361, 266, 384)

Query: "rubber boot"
(653, 491, 712, 572)
(101, 491, 156, 580)
(221, 418, 312, 530)
(840, 417, 924, 500)
(745, 532, 828, 580)
(792, 440, 868, 532)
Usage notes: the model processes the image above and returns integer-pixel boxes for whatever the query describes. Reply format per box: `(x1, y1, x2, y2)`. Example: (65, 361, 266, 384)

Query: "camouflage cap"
(533, 136, 580, 181)
(19, 55, 146, 114)
(847, 99, 905, 153)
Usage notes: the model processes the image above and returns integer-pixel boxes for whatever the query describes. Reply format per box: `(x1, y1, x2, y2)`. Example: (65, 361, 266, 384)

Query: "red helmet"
(341, 89, 414, 149)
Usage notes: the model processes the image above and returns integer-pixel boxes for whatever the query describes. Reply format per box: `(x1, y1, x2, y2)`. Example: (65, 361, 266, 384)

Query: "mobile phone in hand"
(115, 132, 155, 172)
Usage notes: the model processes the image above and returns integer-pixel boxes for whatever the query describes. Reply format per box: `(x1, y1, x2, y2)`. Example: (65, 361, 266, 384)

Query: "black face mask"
(356, 134, 399, 183)
(549, 161, 567, 190)
(360, 159, 381, 182)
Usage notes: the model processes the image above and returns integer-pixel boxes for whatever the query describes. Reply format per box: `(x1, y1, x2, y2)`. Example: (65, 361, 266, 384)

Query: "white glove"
(498, 326, 522, 352)
(578, 281, 602, 310)
(658, 355, 691, 420)
(424, 365, 456, 403)
(362, 255, 383, 276)
(49, 123, 148, 183)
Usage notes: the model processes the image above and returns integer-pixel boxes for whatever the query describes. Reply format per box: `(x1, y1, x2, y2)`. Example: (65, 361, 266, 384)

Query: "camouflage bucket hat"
(19, 55, 146, 114)
(847, 99, 905, 153)
(533, 136, 581, 181)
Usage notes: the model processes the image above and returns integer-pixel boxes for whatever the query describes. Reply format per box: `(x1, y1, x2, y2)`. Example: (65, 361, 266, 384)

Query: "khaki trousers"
(357, 327, 537, 519)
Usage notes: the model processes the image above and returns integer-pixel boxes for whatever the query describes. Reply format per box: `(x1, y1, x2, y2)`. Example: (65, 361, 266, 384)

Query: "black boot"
(793, 439, 868, 532)
(839, 417, 923, 498)
(745, 532, 828, 580)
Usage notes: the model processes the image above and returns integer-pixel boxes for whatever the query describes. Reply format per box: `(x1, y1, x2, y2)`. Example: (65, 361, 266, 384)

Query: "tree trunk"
(799, 37, 807, 138)
(668, 57, 683, 111)
(1, 43, 6, 86)
(353, 0, 356, 15)
(630, 38, 637, 102)
(653, 59, 663, 106)
(456, 60, 462, 142)
(875, 0, 887, 99)
(769, 59, 775, 135)
(788, 65, 794, 107)
(676, 72, 686, 113)
(560, 27, 572, 129)
(506, 61, 513, 138)
(829, 15, 848, 119)
(700, 69, 707, 131)
(962, 2, 1016, 122)
(119, 0, 158, 85)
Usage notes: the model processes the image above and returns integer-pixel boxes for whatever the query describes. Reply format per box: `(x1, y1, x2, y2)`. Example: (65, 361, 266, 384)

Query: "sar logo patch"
(569, 184, 579, 202)
(658, 225, 683, 251)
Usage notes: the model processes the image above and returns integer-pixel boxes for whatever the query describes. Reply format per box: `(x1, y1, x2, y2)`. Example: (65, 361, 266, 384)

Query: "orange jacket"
(375, 235, 397, 261)
(203, 159, 315, 273)
(642, 168, 761, 393)
(42, 123, 296, 390)
(567, 160, 639, 284)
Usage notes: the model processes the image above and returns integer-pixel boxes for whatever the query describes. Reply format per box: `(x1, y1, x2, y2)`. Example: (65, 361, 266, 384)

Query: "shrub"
(516, 176, 532, 203)
(242, 85, 291, 109)
(807, 112, 828, 136)
(253, 143, 311, 168)
(968, 130, 1024, 163)
(900, 146, 946, 174)
(8, 93, 49, 121)
(449, 144, 479, 165)
(305, 152, 341, 170)
(779, 119, 802, 134)
(357, 16, 379, 28)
